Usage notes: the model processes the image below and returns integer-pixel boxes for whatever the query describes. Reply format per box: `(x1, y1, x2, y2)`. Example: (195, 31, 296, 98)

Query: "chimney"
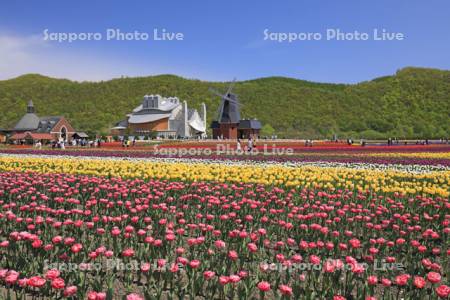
(27, 100, 35, 113)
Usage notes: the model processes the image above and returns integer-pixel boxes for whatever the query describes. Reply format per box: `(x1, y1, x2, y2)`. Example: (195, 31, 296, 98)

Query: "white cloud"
(0, 31, 204, 81)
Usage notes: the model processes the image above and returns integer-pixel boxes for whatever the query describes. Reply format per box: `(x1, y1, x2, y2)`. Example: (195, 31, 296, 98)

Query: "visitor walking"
(247, 137, 253, 152)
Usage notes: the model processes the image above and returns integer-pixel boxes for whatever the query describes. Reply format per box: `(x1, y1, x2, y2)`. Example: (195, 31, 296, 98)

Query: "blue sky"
(1, 0, 449, 83)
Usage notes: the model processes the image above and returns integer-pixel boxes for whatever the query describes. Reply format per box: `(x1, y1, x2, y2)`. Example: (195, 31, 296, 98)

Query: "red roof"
(10, 132, 54, 140)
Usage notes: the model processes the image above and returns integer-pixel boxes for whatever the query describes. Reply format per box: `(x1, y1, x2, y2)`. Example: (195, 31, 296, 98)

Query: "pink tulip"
(258, 281, 271, 292)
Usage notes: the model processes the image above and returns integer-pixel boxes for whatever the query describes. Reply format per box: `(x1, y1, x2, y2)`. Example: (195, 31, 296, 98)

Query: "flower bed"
(0, 155, 448, 197)
(0, 145, 449, 299)
(1, 147, 449, 167)
(0, 172, 449, 299)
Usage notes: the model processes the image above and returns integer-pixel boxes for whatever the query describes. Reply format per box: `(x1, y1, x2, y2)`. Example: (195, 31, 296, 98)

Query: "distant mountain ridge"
(0, 67, 449, 139)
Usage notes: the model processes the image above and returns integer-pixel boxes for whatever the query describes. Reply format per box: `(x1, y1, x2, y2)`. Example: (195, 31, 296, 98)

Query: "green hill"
(0, 67, 449, 139)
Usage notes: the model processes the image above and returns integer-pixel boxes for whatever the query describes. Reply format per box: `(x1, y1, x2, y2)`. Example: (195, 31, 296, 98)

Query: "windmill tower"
(209, 78, 243, 139)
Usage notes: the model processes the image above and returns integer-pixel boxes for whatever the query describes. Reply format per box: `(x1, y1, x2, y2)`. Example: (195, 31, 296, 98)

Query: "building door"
(60, 127, 67, 141)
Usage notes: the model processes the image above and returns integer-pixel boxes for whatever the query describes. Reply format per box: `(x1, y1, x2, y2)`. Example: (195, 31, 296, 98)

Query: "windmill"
(209, 78, 242, 124)
(209, 78, 260, 140)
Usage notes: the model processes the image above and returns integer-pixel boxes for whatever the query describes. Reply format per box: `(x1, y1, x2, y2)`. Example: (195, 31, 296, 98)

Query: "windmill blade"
(209, 78, 237, 99)
(209, 87, 226, 121)
(210, 89, 242, 106)
(222, 95, 244, 106)
(216, 99, 225, 120)
(224, 77, 237, 96)
(209, 78, 240, 122)
(209, 88, 224, 98)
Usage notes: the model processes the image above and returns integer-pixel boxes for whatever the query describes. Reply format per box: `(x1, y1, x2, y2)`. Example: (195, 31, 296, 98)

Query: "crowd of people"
(25, 136, 450, 151)
(33, 138, 104, 149)
(236, 137, 256, 152)
(121, 138, 136, 147)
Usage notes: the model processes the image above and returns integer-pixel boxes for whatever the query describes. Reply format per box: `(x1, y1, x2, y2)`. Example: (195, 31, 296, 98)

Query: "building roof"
(111, 119, 128, 130)
(10, 132, 53, 140)
(128, 113, 171, 124)
(73, 132, 89, 138)
(188, 109, 206, 132)
(40, 116, 62, 122)
(211, 121, 220, 129)
(35, 116, 63, 133)
(13, 100, 41, 131)
(13, 113, 41, 131)
(211, 119, 262, 130)
(238, 119, 262, 130)
(134, 95, 181, 113)
(13, 99, 64, 133)
(125, 95, 181, 125)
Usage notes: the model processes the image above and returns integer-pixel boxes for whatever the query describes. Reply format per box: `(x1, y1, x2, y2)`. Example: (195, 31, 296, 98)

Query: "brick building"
(0, 130, 6, 143)
(9, 100, 80, 144)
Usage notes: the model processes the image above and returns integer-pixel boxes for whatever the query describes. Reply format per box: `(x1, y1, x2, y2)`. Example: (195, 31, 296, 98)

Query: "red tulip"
(51, 278, 65, 289)
(140, 263, 150, 272)
(309, 255, 321, 265)
(279, 284, 293, 296)
(413, 276, 426, 289)
(189, 260, 201, 268)
(169, 263, 179, 273)
(71, 243, 83, 253)
(122, 248, 135, 257)
(436, 285, 450, 298)
(257, 281, 271, 292)
(228, 250, 238, 261)
(203, 271, 215, 280)
(427, 272, 441, 284)
(45, 269, 60, 280)
(395, 274, 410, 286)
(63, 286, 77, 297)
(219, 276, 229, 285)
(214, 240, 226, 249)
(4, 271, 19, 285)
(247, 243, 258, 253)
(127, 294, 144, 300)
(381, 278, 391, 287)
(349, 238, 361, 249)
(27, 276, 46, 288)
(367, 275, 378, 286)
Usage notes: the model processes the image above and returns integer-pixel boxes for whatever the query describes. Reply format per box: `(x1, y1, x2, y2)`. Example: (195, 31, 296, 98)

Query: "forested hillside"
(0, 67, 448, 138)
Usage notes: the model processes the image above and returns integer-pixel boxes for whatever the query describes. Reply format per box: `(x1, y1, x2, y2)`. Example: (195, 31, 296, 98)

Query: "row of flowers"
(1, 147, 449, 167)
(0, 154, 448, 197)
(154, 142, 450, 153)
(1, 152, 450, 175)
(366, 152, 450, 159)
(0, 171, 448, 299)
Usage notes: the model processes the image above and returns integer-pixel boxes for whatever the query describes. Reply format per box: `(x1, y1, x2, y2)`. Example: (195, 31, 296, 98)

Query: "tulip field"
(0, 145, 449, 299)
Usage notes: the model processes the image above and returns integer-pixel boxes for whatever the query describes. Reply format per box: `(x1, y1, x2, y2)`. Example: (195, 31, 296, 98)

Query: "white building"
(112, 95, 206, 138)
